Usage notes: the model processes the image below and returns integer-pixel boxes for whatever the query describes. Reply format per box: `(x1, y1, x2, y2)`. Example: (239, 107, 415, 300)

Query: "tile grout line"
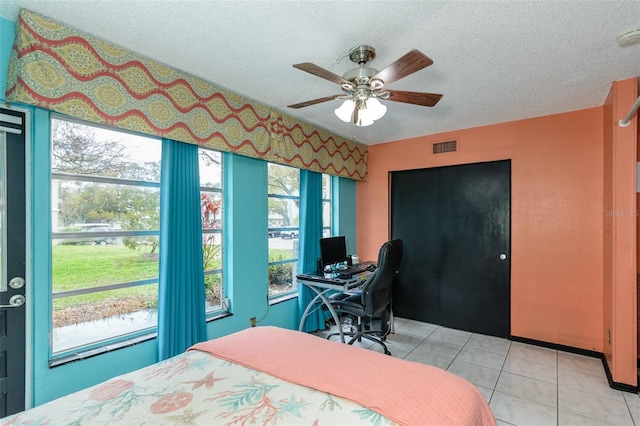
(398, 324, 439, 360)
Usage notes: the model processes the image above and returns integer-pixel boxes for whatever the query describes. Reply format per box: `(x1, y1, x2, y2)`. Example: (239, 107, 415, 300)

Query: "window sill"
(49, 310, 233, 368)
(206, 310, 232, 323)
(49, 332, 157, 368)
(269, 292, 298, 306)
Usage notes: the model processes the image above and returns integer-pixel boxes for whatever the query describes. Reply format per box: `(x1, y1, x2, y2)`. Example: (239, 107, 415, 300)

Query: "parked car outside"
(281, 230, 298, 239)
(83, 226, 114, 245)
(268, 230, 281, 238)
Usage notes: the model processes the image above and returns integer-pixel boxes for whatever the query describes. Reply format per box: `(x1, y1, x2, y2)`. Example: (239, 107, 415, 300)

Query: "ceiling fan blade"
(372, 50, 434, 86)
(287, 94, 342, 109)
(386, 90, 443, 107)
(293, 63, 353, 86)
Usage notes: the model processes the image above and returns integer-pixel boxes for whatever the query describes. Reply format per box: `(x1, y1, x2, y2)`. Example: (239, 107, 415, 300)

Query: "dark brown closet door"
(390, 160, 511, 337)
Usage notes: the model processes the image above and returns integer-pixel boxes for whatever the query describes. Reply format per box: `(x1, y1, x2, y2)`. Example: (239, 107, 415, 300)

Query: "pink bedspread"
(191, 326, 496, 426)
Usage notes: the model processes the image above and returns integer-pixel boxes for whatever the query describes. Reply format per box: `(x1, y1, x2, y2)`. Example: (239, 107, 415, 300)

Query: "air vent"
(433, 140, 457, 154)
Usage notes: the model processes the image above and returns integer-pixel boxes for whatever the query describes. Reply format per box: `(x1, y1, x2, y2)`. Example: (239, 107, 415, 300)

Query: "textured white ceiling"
(0, 0, 639, 145)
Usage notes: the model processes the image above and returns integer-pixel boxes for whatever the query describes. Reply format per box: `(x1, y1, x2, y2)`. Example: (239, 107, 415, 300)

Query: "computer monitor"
(319, 236, 349, 269)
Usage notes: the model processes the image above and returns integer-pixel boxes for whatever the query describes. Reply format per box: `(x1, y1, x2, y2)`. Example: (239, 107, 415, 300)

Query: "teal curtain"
(298, 170, 325, 331)
(158, 138, 207, 360)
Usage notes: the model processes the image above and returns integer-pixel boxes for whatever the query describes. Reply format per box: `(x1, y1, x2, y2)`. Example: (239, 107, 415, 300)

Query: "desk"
(297, 264, 375, 343)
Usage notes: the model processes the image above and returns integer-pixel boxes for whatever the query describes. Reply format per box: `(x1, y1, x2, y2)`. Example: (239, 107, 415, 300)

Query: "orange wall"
(637, 117, 640, 274)
(603, 78, 637, 386)
(603, 88, 614, 365)
(358, 107, 605, 352)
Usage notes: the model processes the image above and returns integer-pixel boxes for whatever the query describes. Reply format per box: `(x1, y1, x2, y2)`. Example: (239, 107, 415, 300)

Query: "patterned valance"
(5, 9, 367, 181)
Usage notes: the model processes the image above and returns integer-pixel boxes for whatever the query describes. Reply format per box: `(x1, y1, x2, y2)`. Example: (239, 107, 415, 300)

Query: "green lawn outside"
(52, 245, 160, 313)
(53, 245, 292, 293)
(52, 245, 159, 291)
(51, 244, 289, 324)
(268, 248, 294, 260)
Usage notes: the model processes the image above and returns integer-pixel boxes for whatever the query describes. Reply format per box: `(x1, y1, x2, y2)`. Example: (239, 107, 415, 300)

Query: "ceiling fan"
(287, 45, 442, 127)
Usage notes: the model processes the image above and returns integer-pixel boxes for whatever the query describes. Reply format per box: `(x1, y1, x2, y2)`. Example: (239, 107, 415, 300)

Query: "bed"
(3, 326, 496, 425)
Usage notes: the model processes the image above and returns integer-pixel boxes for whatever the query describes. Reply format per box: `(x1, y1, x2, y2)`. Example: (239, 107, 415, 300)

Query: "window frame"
(198, 147, 225, 315)
(267, 163, 300, 299)
(322, 174, 332, 237)
(50, 116, 163, 358)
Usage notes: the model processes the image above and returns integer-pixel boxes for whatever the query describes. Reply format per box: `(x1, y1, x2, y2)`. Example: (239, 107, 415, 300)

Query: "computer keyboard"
(297, 274, 341, 283)
(337, 266, 367, 276)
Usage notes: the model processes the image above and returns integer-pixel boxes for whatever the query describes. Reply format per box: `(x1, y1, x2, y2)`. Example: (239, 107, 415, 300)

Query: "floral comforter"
(3, 349, 396, 425)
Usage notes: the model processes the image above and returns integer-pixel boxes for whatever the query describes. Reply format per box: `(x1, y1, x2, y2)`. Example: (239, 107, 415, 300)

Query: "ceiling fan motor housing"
(342, 45, 386, 96)
(342, 66, 379, 83)
(348, 45, 376, 64)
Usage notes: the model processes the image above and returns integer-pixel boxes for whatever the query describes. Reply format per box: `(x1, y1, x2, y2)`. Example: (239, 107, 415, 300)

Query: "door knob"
(0, 294, 25, 308)
(499, 253, 507, 260)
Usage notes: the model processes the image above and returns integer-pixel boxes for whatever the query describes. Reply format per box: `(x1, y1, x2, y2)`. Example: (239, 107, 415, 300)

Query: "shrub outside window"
(267, 164, 299, 297)
(322, 174, 332, 237)
(199, 148, 224, 313)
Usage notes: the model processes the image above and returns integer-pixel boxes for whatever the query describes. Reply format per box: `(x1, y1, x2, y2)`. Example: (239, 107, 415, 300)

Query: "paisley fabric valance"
(5, 9, 368, 181)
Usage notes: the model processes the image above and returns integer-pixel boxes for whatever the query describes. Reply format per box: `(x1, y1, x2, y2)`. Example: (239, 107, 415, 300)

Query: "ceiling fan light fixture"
(366, 97, 387, 121)
(355, 111, 374, 127)
(335, 99, 355, 122)
(336, 97, 386, 126)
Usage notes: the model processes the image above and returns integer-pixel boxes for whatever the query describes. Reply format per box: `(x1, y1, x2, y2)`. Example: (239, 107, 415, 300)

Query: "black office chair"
(383, 238, 403, 335)
(327, 240, 403, 355)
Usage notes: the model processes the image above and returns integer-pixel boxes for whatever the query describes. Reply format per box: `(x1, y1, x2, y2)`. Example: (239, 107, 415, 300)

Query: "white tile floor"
(317, 317, 640, 426)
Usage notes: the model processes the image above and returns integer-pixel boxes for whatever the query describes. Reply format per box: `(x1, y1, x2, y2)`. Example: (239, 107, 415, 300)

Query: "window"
(51, 117, 161, 355)
(322, 174, 332, 237)
(267, 163, 300, 297)
(199, 148, 224, 313)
